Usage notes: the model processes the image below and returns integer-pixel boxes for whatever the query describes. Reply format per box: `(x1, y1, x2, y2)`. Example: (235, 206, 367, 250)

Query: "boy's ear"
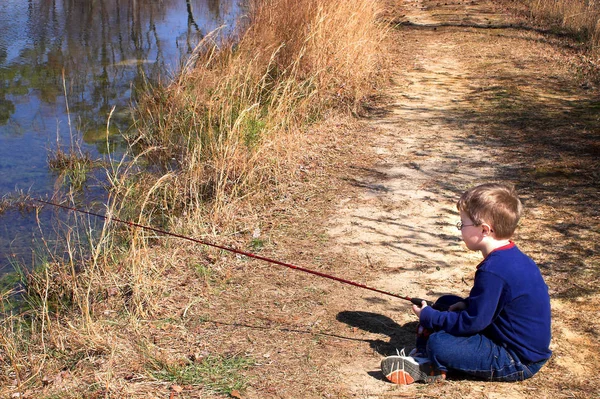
(481, 223, 494, 235)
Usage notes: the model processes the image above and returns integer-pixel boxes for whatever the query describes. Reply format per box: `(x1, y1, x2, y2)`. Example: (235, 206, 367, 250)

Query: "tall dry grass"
(131, 0, 387, 229)
(0, 0, 389, 396)
(525, 0, 600, 55)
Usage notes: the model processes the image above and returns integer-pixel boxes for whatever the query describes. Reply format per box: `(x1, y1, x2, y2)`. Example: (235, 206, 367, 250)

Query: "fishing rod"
(34, 198, 431, 307)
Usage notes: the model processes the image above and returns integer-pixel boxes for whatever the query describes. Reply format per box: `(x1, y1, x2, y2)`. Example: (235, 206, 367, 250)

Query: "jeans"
(418, 295, 548, 381)
(426, 330, 548, 381)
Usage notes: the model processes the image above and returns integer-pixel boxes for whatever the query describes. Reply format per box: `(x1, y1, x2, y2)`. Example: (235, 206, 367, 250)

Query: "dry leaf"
(230, 390, 243, 399)
(171, 385, 184, 393)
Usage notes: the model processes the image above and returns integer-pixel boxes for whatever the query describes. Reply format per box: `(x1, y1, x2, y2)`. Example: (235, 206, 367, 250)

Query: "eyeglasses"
(456, 221, 476, 230)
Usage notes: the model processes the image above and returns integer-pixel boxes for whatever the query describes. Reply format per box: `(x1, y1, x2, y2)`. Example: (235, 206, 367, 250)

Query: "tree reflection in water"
(0, 0, 243, 275)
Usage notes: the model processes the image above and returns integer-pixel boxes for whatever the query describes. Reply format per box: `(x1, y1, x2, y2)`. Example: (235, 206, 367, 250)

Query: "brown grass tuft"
(525, 0, 600, 56)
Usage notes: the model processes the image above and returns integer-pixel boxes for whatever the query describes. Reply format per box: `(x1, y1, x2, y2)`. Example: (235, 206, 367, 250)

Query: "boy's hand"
(412, 300, 428, 318)
(448, 301, 467, 312)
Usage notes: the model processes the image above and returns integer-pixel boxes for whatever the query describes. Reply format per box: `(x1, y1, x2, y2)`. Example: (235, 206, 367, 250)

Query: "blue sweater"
(420, 243, 552, 363)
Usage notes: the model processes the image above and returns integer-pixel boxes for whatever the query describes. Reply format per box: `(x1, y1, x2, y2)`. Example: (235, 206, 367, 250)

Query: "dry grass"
(130, 0, 388, 228)
(0, 192, 36, 216)
(525, 0, 600, 55)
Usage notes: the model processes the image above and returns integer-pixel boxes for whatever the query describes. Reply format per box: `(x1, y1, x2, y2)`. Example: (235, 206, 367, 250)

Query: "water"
(0, 0, 244, 275)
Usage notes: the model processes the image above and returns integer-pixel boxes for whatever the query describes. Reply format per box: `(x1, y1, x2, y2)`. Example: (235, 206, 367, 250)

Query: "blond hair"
(457, 183, 523, 239)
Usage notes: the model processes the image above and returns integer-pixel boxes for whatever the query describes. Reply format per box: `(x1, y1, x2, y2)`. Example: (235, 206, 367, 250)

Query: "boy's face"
(459, 211, 485, 252)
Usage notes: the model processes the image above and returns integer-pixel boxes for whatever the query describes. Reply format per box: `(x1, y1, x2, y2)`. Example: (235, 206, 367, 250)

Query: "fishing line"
(34, 198, 430, 307)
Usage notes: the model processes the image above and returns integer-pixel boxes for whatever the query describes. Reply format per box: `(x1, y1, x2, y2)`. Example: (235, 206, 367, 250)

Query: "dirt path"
(319, 0, 600, 397)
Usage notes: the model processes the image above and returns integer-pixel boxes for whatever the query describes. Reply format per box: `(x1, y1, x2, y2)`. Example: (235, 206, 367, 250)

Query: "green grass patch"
(47, 146, 94, 190)
(195, 264, 214, 281)
(249, 238, 265, 251)
(148, 354, 254, 395)
(243, 115, 266, 149)
(0, 270, 24, 295)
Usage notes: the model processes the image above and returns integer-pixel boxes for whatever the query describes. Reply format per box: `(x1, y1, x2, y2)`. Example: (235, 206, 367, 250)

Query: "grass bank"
(0, 0, 389, 397)
(129, 0, 388, 225)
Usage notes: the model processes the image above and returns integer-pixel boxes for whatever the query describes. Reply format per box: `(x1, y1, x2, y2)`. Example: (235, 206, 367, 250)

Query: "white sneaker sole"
(381, 355, 445, 385)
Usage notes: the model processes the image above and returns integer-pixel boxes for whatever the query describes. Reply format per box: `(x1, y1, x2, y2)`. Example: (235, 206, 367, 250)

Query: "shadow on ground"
(336, 310, 418, 356)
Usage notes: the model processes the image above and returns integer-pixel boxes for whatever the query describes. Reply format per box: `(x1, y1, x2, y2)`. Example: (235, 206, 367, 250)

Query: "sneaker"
(381, 354, 446, 385)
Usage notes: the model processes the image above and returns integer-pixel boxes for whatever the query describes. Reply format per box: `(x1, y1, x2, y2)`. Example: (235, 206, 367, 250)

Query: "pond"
(0, 0, 244, 276)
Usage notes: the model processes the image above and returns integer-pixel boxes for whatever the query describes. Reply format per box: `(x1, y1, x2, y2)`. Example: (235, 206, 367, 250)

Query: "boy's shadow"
(336, 310, 418, 357)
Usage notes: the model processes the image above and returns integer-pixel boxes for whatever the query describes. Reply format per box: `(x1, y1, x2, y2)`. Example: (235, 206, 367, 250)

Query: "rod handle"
(410, 297, 433, 307)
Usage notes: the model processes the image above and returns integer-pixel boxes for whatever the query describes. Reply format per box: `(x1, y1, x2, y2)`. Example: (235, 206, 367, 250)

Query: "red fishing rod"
(34, 198, 431, 307)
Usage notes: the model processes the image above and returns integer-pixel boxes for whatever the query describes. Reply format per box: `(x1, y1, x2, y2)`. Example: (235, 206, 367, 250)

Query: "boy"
(381, 183, 552, 384)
